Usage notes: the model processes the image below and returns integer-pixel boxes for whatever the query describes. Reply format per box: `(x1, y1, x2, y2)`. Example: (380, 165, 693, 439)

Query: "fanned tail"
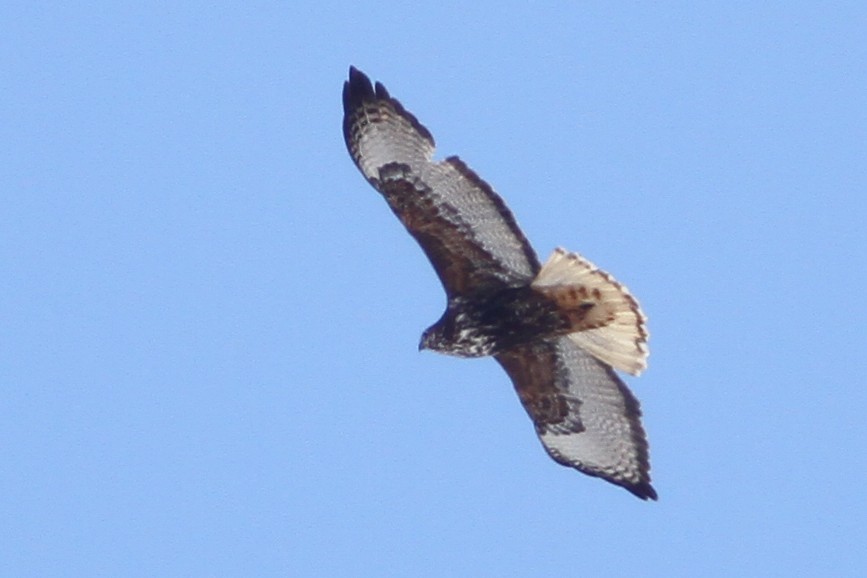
(531, 248, 649, 375)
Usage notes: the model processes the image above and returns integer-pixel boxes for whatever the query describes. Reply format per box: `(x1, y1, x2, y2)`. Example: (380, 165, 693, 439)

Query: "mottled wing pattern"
(496, 337, 656, 500)
(343, 67, 539, 296)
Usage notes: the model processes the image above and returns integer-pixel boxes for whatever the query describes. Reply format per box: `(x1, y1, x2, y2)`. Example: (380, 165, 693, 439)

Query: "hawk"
(342, 67, 657, 500)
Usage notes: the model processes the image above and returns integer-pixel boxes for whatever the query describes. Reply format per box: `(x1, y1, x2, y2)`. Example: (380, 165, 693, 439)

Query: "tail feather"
(531, 248, 649, 375)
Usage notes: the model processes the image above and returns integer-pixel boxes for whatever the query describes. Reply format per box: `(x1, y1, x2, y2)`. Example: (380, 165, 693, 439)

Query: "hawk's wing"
(343, 67, 540, 297)
(496, 336, 656, 500)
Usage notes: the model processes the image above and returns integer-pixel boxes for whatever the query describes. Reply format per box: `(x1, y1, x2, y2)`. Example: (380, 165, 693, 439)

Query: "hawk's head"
(418, 326, 440, 352)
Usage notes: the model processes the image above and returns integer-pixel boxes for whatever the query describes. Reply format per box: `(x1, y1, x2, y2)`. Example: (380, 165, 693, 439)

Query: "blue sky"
(2, 2, 865, 576)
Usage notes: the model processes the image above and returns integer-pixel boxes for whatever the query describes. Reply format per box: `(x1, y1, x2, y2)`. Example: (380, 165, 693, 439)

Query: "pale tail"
(531, 248, 649, 375)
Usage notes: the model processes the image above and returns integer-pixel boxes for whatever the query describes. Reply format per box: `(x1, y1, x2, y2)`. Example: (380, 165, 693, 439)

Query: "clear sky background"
(2, 3, 865, 576)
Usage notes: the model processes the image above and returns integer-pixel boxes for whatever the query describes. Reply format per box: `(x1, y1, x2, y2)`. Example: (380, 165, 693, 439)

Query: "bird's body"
(342, 67, 656, 500)
(421, 286, 571, 358)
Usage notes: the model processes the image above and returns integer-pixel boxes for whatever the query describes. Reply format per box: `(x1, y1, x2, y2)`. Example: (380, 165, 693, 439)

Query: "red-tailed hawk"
(342, 67, 656, 500)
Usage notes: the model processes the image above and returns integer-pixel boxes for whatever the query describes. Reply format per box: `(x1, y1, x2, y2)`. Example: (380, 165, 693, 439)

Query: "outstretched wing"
(343, 67, 539, 297)
(496, 337, 656, 500)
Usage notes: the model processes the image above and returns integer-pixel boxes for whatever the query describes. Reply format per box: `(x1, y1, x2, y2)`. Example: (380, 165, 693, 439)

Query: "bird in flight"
(342, 67, 656, 500)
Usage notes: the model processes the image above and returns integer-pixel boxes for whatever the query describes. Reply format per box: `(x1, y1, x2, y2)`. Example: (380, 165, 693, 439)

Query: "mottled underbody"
(420, 286, 586, 357)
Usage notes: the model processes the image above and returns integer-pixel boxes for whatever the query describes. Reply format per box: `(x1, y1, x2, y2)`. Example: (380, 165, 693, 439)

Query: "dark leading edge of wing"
(342, 66, 540, 296)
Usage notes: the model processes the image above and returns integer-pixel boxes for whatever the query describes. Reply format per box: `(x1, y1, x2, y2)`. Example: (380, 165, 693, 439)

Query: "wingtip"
(627, 481, 658, 501)
(343, 65, 375, 114)
(373, 80, 390, 100)
(347, 65, 368, 85)
(341, 66, 436, 149)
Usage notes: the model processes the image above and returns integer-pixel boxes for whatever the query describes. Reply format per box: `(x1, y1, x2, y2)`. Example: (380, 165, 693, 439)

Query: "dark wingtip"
(341, 65, 436, 150)
(627, 481, 658, 501)
(343, 66, 375, 115)
(374, 80, 390, 100)
(344, 66, 392, 109)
